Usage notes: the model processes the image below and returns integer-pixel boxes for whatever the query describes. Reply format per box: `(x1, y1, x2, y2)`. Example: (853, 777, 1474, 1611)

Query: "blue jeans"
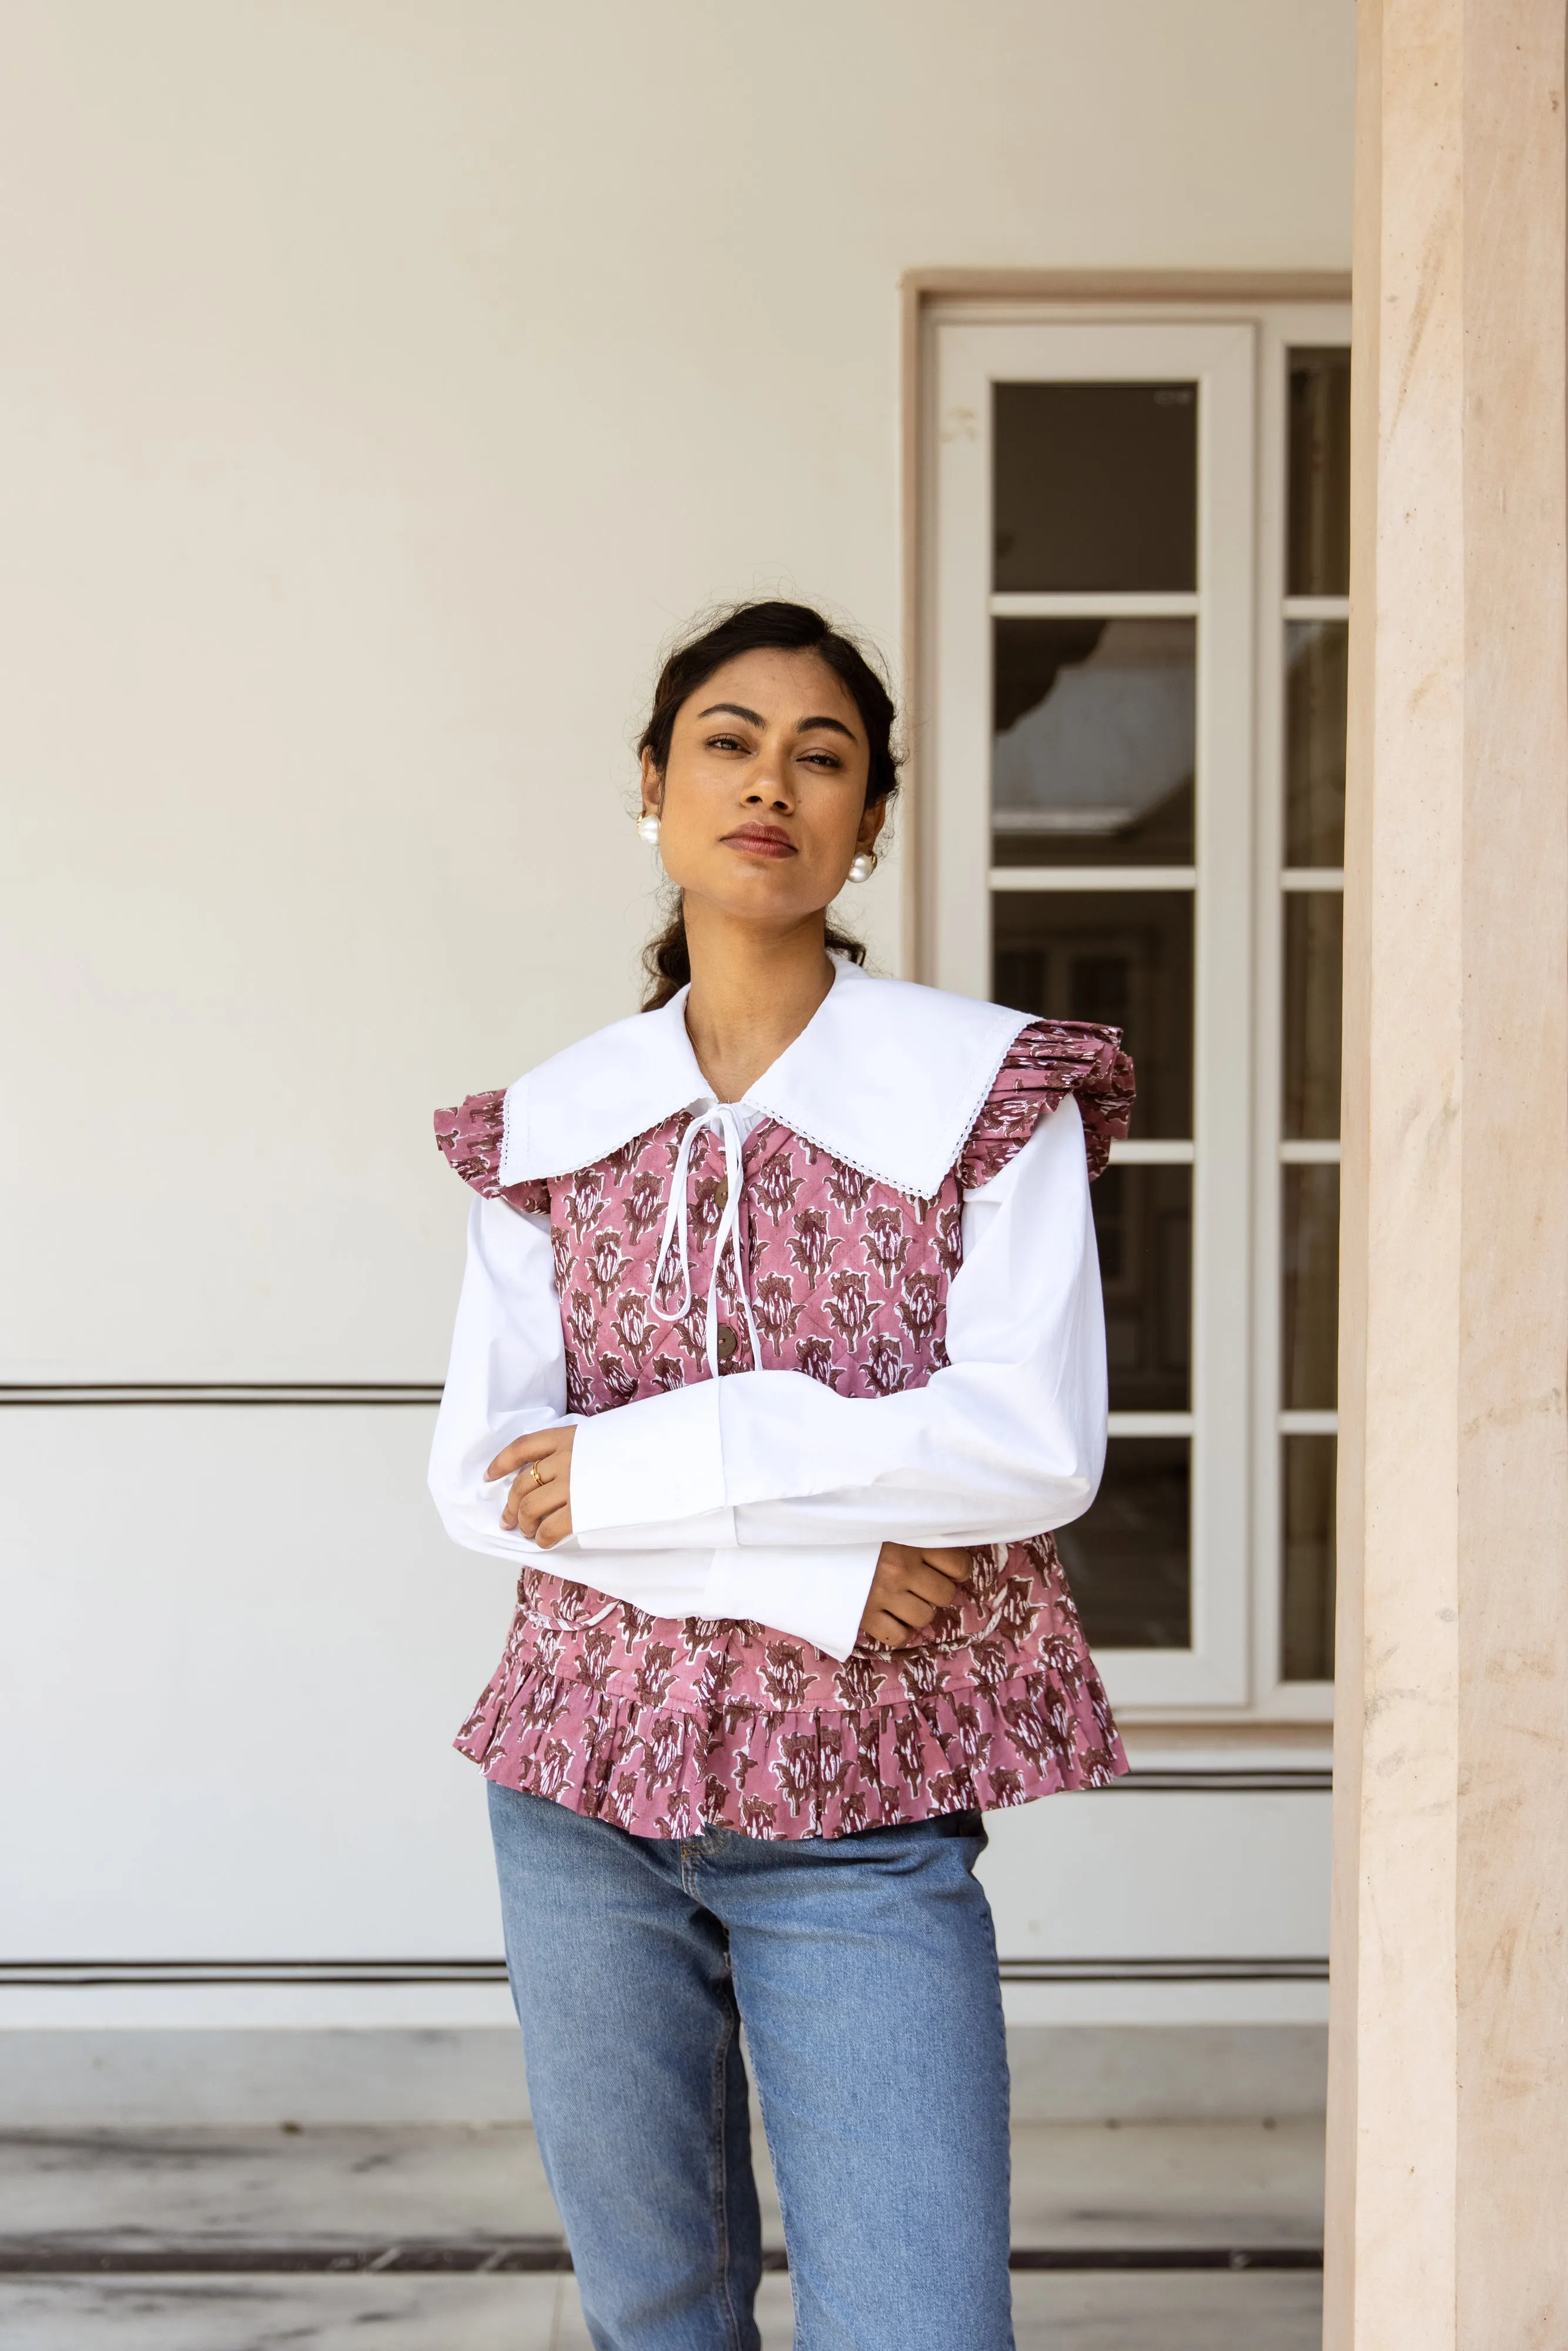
(487, 1784, 1014, 2351)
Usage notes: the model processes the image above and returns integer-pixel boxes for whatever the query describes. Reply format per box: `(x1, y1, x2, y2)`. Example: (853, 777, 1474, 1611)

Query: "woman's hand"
(857, 1542, 971, 1649)
(487, 1426, 575, 1548)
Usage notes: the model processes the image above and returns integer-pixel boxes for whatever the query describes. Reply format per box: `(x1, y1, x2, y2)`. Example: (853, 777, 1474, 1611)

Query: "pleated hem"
(455, 1652, 1127, 1842)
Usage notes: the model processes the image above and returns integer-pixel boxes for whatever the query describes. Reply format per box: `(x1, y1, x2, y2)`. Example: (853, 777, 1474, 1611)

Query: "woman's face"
(642, 648, 885, 930)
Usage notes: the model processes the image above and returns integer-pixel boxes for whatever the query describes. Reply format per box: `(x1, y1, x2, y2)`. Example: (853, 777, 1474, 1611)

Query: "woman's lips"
(722, 828, 798, 858)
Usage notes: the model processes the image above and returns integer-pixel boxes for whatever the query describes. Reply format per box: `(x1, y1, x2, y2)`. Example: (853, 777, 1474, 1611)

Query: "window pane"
(1282, 1433, 1336, 1680)
(1285, 620, 1347, 866)
(1283, 1164, 1340, 1411)
(993, 890, 1194, 1138)
(994, 382, 1197, 592)
(1286, 348, 1351, 597)
(993, 618, 1195, 866)
(1095, 1164, 1191, 1413)
(1283, 892, 1343, 1139)
(1056, 1438, 1190, 1649)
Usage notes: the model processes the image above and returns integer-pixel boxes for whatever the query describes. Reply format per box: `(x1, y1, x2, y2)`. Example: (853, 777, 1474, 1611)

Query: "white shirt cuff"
(574, 1508, 738, 1552)
(569, 1379, 726, 1536)
(701, 1543, 880, 1663)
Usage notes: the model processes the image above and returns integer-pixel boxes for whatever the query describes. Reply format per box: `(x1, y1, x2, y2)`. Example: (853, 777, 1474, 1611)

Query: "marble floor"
(0, 2118, 1325, 2348)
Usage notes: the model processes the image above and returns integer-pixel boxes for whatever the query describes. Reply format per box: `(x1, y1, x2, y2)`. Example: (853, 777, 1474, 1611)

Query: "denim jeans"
(487, 1783, 1014, 2351)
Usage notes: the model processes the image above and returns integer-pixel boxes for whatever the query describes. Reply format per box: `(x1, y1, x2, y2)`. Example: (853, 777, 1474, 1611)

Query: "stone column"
(1326, 3, 1568, 2345)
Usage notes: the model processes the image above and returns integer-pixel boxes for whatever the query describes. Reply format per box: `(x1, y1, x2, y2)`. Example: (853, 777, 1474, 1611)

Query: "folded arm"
(570, 1094, 1107, 1551)
(426, 1195, 883, 1655)
(430, 1096, 1105, 1657)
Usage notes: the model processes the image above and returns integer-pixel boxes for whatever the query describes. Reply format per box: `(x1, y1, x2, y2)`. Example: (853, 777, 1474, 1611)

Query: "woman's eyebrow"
(696, 701, 857, 742)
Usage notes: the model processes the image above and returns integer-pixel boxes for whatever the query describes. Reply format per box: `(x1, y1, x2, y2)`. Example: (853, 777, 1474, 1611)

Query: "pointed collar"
(497, 957, 1030, 1200)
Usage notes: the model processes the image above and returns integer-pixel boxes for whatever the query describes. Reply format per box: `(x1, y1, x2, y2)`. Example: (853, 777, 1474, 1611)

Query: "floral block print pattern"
(434, 1017, 1135, 1840)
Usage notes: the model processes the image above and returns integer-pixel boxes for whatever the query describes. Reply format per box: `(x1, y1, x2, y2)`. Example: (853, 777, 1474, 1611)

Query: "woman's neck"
(681, 901, 835, 1104)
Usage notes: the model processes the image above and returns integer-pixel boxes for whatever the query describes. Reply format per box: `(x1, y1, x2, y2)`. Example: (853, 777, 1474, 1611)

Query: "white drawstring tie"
(649, 1104, 764, 1380)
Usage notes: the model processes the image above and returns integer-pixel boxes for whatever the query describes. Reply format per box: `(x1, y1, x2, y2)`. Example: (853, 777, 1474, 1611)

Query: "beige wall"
(0, 0, 1354, 1381)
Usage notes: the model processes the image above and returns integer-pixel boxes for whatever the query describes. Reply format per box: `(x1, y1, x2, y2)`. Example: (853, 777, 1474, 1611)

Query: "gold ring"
(528, 1462, 546, 1490)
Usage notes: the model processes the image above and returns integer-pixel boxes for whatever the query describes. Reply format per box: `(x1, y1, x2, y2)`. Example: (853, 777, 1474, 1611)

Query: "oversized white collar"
(497, 958, 1030, 1200)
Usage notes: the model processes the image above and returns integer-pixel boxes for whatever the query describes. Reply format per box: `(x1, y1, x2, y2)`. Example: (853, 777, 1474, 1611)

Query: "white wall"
(0, 0, 1353, 2014)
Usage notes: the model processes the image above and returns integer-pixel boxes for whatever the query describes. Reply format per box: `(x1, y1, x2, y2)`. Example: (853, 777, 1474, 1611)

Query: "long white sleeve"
(427, 1198, 880, 1655)
(570, 1096, 1106, 1552)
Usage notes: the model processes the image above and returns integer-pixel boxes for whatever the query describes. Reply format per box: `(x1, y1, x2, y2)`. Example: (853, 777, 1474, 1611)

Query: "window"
(923, 302, 1348, 1716)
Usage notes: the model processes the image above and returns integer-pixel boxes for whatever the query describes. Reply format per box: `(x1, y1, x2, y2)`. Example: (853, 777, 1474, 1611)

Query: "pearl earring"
(847, 850, 878, 884)
(636, 812, 661, 846)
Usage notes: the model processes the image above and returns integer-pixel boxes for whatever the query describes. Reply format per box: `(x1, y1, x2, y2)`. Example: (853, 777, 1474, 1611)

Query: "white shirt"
(428, 962, 1109, 1661)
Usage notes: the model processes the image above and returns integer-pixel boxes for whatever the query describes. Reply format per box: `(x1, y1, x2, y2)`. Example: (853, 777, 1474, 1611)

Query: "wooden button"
(716, 1324, 738, 1365)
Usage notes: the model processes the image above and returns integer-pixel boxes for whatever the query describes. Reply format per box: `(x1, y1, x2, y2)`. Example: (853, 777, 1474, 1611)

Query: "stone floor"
(0, 2119, 1325, 2347)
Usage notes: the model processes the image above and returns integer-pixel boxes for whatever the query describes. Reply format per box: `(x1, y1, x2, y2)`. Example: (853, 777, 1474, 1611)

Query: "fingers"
(858, 1555, 930, 1647)
(860, 1606, 922, 1649)
(858, 1588, 947, 1648)
(869, 1582, 942, 1637)
(862, 1593, 955, 1647)
(856, 1540, 973, 1651)
(901, 1561, 966, 1610)
(855, 1540, 978, 1650)
(486, 1427, 565, 1483)
(502, 1476, 572, 1543)
(500, 1460, 568, 1536)
(875, 1541, 973, 1592)
(495, 1434, 572, 1537)
(489, 1427, 575, 1539)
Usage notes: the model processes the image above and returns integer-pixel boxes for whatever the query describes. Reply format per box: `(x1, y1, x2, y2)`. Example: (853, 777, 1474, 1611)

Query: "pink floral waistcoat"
(435, 1018, 1134, 1840)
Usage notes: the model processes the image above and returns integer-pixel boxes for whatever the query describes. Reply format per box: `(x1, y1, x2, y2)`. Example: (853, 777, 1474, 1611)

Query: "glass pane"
(1287, 348, 1351, 597)
(993, 618, 1195, 866)
(1095, 1164, 1191, 1413)
(1283, 1164, 1340, 1410)
(1282, 1433, 1336, 1680)
(1285, 620, 1347, 866)
(1056, 1438, 1190, 1648)
(993, 890, 1194, 1138)
(994, 382, 1197, 592)
(1283, 892, 1343, 1139)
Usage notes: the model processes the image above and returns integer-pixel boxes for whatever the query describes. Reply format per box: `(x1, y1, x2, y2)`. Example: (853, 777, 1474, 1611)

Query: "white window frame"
(918, 297, 1349, 1721)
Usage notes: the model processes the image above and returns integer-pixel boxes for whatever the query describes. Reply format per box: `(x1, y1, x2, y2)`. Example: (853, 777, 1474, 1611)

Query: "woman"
(430, 600, 1133, 2351)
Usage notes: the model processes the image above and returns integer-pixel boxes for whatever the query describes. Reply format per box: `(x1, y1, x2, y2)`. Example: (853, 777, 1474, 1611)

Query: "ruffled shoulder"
(959, 1021, 1135, 1189)
(434, 1090, 551, 1215)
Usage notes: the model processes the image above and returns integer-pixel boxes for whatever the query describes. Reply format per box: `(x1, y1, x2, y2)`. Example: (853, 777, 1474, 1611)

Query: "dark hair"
(637, 600, 902, 1009)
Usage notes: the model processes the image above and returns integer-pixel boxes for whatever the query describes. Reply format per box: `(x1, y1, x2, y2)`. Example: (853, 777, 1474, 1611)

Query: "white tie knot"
(649, 1104, 764, 1381)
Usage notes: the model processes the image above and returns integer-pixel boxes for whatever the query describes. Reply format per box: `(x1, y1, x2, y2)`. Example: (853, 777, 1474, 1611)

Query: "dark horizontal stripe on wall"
(1103, 1769, 1332, 1793)
(0, 1384, 444, 1407)
(0, 2238, 1324, 2276)
(1011, 2246, 1322, 2272)
(4, 1954, 1328, 1988)
(2, 1960, 511, 1988)
(999, 1955, 1328, 1983)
